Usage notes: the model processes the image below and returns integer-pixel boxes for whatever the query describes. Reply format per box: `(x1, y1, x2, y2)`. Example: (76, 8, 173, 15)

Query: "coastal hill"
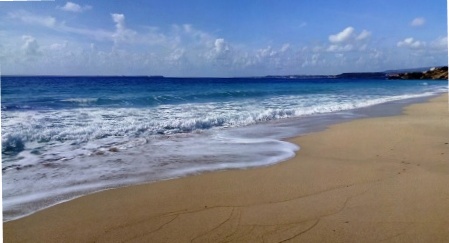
(387, 66, 448, 80)
(335, 72, 386, 79)
(262, 66, 447, 80)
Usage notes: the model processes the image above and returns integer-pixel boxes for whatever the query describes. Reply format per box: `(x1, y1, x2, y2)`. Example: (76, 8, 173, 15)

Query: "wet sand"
(4, 94, 449, 242)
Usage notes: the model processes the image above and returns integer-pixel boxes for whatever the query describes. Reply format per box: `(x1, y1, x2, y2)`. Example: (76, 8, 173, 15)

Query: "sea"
(1, 76, 447, 221)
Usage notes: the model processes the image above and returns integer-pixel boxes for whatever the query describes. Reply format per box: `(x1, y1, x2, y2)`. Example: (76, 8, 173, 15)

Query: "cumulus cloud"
(111, 13, 136, 44)
(411, 17, 426, 27)
(250, 44, 298, 72)
(356, 30, 371, 41)
(60, 2, 92, 13)
(326, 27, 371, 52)
(8, 11, 56, 28)
(214, 38, 230, 54)
(112, 14, 125, 31)
(329, 27, 354, 43)
(397, 37, 426, 49)
(205, 38, 234, 66)
(22, 35, 40, 56)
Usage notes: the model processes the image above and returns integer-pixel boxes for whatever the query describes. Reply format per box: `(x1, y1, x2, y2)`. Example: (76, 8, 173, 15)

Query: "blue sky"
(0, 0, 447, 76)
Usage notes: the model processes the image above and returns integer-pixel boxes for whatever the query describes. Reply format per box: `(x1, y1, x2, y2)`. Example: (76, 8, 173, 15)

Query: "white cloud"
(62, 2, 81, 12)
(302, 53, 325, 68)
(356, 30, 371, 41)
(168, 48, 185, 61)
(326, 27, 371, 52)
(249, 44, 299, 72)
(22, 35, 40, 56)
(8, 10, 56, 28)
(397, 37, 426, 49)
(214, 38, 229, 54)
(329, 27, 354, 43)
(60, 2, 92, 13)
(204, 38, 234, 65)
(112, 13, 125, 31)
(327, 44, 353, 52)
(324, 26, 371, 52)
(411, 17, 426, 27)
(111, 13, 137, 44)
(180, 24, 214, 47)
(257, 46, 276, 58)
(7, 10, 116, 41)
(166, 48, 187, 67)
(329, 27, 371, 44)
(48, 41, 68, 51)
(280, 43, 290, 52)
(430, 36, 448, 51)
(59, 24, 113, 41)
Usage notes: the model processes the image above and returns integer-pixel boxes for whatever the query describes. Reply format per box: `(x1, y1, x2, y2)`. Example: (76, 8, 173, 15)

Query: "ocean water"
(1, 76, 446, 221)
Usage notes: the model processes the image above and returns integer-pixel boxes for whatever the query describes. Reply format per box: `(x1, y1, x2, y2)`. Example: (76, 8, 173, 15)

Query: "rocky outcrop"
(388, 66, 448, 80)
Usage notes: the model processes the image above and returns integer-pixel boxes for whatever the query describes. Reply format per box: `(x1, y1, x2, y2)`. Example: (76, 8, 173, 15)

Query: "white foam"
(2, 128, 299, 221)
(61, 98, 99, 103)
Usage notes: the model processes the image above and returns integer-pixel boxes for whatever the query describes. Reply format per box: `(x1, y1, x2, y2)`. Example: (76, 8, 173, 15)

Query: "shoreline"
(4, 93, 449, 242)
(2, 93, 442, 222)
(3, 90, 444, 223)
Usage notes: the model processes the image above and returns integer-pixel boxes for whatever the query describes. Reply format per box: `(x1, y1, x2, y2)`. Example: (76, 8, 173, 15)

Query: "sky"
(0, 0, 447, 76)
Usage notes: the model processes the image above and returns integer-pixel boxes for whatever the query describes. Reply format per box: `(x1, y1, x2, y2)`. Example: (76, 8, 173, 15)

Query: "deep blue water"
(1, 76, 447, 221)
(3, 76, 444, 110)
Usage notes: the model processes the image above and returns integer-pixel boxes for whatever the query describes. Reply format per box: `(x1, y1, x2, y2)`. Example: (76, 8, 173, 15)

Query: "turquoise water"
(1, 76, 446, 220)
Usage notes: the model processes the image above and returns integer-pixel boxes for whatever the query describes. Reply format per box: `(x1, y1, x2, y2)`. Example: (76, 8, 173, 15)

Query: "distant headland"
(387, 66, 448, 80)
(264, 66, 448, 80)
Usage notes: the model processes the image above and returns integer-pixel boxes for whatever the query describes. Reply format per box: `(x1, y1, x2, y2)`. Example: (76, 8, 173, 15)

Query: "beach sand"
(4, 94, 449, 242)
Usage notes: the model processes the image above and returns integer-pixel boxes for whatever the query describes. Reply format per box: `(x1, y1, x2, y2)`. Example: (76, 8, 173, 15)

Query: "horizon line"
(1, 65, 445, 79)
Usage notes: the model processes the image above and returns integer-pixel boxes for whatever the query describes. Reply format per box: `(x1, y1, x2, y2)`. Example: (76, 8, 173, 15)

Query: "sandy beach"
(4, 93, 449, 242)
